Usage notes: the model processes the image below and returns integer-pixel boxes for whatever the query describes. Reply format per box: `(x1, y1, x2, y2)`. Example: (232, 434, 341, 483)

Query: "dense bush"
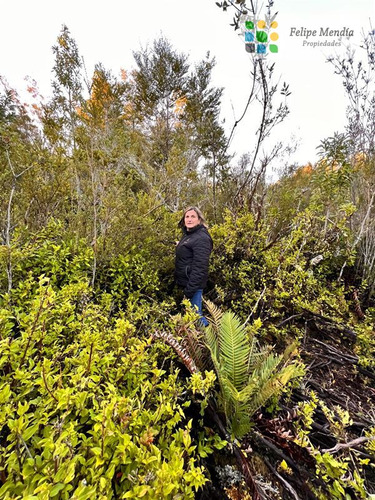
(0, 273, 224, 499)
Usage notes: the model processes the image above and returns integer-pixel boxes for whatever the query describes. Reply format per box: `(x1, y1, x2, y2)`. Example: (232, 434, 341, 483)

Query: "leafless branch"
(322, 436, 375, 454)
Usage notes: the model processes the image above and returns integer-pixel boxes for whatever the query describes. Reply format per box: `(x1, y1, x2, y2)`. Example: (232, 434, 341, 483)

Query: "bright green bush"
(0, 220, 93, 293)
(0, 275, 219, 499)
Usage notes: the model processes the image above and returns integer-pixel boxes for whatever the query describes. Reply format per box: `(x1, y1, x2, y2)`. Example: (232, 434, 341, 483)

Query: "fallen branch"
(301, 308, 357, 340)
(252, 432, 323, 499)
(276, 314, 303, 328)
(322, 436, 375, 454)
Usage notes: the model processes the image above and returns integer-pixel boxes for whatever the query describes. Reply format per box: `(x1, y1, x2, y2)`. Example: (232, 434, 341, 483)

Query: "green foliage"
(354, 312, 375, 368)
(46, 24, 83, 149)
(210, 210, 267, 315)
(313, 451, 369, 500)
(293, 392, 373, 499)
(204, 303, 304, 439)
(209, 207, 355, 337)
(106, 251, 160, 304)
(1, 20, 375, 499)
(0, 220, 93, 292)
(0, 275, 212, 499)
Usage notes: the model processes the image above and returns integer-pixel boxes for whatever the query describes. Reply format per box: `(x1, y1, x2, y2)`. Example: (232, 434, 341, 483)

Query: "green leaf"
(23, 423, 39, 440)
(0, 384, 11, 404)
(50, 483, 65, 497)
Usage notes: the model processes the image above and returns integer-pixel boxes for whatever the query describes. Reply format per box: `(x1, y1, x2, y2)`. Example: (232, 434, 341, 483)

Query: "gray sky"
(1, 0, 374, 169)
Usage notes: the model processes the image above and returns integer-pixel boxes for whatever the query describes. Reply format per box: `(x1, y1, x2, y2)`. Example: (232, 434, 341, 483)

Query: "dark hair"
(178, 206, 207, 229)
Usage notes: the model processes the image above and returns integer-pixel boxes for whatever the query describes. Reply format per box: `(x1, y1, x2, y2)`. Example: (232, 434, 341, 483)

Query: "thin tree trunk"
(5, 183, 15, 293)
(89, 143, 98, 289)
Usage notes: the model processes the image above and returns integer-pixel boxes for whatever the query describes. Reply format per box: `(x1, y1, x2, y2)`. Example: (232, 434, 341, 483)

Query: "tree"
(183, 55, 228, 220)
(0, 79, 40, 291)
(131, 37, 189, 169)
(326, 29, 375, 301)
(214, 0, 290, 215)
(44, 24, 84, 152)
(41, 25, 84, 217)
(129, 38, 229, 214)
(74, 64, 133, 285)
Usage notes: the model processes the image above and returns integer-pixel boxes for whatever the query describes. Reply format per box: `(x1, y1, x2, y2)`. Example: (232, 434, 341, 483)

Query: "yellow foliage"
(58, 36, 67, 48)
(352, 151, 368, 171)
(120, 68, 127, 81)
(174, 95, 187, 115)
(300, 163, 313, 175)
(75, 106, 89, 121)
(76, 69, 117, 127)
(123, 103, 134, 115)
(316, 158, 341, 172)
(291, 163, 313, 178)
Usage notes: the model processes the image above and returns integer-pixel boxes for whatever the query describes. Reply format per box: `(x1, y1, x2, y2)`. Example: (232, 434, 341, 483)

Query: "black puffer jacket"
(175, 224, 213, 298)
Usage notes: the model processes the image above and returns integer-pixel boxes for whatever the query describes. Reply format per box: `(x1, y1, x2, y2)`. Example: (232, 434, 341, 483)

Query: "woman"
(175, 206, 213, 326)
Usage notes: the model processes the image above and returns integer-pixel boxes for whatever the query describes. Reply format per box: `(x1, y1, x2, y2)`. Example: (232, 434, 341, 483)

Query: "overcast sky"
(1, 0, 374, 169)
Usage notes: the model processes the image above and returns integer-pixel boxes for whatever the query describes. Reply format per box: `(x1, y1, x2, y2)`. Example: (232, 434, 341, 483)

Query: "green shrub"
(0, 276, 215, 499)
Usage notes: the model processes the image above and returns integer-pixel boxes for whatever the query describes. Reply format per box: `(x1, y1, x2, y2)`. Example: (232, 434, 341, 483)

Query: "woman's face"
(184, 210, 200, 230)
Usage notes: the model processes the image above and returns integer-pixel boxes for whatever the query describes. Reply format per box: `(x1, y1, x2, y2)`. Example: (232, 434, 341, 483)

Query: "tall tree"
(131, 37, 189, 169)
(44, 24, 84, 152)
(130, 38, 228, 213)
(42, 25, 84, 213)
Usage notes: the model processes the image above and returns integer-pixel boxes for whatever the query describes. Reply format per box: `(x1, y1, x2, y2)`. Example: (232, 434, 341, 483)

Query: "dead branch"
(276, 314, 303, 328)
(322, 436, 375, 454)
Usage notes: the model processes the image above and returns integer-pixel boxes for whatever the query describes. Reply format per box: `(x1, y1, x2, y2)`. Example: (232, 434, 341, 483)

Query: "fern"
(152, 331, 198, 373)
(152, 306, 304, 441)
(202, 307, 304, 440)
(205, 299, 223, 329)
(205, 324, 219, 362)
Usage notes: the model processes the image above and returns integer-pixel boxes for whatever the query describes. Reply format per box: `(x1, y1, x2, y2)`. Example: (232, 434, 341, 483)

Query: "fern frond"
(218, 311, 250, 390)
(247, 336, 257, 374)
(190, 302, 304, 441)
(219, 373, 240, 404)
(152, 331, 198, 373)
(236, 380, 259, 403)
(182, 328, 213, 372)
(248, 361, 304, 415)
(251, 352, 281, 382)
(280, 340, 299, 364)
(247, 342, 272, 374)
(204, 299, 223, 331)
(222, 381, 254, 439)
(247, 377, 280, 415)
(230, 404, 252, 439)
(277, 362, 305, 386)
(205, 324, 219, 360)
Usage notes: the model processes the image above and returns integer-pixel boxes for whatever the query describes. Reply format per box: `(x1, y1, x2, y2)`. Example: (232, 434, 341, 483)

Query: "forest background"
(1, 1, 375, 499)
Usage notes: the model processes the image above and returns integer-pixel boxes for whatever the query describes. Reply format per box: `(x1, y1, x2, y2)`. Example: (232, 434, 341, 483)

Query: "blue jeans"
(190, 289, 209, 327)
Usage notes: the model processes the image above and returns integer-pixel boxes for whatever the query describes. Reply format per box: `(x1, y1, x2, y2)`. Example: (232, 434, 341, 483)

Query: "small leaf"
(23, 423, 39, 440)
(50, 483, 65, 497)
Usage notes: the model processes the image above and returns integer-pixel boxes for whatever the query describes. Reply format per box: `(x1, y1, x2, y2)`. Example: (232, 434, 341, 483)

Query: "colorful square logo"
(241, 15, 278, 55)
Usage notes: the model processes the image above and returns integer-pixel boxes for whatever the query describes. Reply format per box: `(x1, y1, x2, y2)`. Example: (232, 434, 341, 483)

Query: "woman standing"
(175, 207, 213, 326)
